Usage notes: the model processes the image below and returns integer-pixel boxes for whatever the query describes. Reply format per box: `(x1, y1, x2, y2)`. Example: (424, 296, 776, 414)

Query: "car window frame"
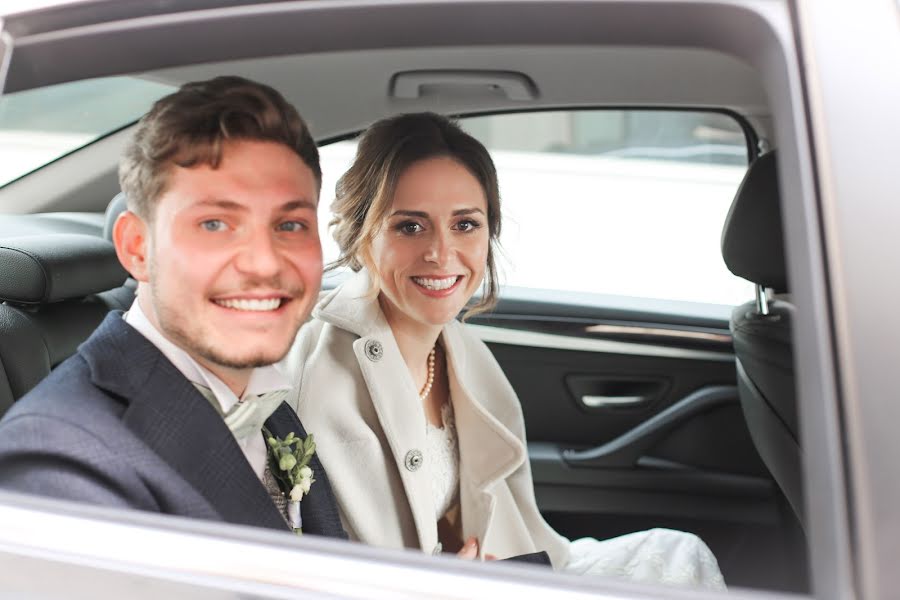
(0, 0, 866, 597)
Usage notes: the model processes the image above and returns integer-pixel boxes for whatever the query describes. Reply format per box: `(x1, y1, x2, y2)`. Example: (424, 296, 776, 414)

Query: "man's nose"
(235, 228, 282, 278)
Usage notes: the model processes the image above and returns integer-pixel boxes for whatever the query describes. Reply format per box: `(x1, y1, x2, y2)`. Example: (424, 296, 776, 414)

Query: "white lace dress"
(426, 401, 726, 591)
(426, 402, 460, 520)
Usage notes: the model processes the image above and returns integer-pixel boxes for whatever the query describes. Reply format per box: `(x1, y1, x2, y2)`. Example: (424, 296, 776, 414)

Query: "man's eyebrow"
(194, 198, 247, 212)
(191, 199, 316, 212)
(279, 199, 317, 212)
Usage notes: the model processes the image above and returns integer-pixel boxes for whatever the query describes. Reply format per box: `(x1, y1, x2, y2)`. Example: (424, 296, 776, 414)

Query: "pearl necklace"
(419, 346, 436, 400)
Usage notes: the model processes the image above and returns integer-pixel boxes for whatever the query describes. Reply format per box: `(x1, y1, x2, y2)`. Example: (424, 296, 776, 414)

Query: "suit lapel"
(264, 403, 348, 539)
(81, 313, 288, 531)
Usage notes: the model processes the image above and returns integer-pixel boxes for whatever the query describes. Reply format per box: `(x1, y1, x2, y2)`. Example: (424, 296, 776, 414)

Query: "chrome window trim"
(467, 324, 734, 362)
(583, 323, 732, 345)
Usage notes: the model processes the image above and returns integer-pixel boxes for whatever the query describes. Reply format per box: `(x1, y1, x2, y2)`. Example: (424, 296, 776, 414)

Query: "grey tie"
(192, 383, 293, 525)
(191, 384, 288, 441)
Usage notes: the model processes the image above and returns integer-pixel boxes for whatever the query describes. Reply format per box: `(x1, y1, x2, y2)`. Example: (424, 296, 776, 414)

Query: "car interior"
(0, 3, 810, 594)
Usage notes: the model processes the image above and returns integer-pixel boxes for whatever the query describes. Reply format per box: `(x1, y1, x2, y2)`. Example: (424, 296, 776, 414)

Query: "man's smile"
(212, 297, 287, 312)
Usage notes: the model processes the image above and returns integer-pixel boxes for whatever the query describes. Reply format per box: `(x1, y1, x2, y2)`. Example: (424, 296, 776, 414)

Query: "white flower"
(290, 484, 305, 502)
(299, 466, 313, 480)
(299, 475, 313, 495)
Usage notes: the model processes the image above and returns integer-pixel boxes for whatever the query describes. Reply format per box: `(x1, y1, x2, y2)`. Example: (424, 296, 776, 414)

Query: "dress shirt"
(124, 298, 291, 480)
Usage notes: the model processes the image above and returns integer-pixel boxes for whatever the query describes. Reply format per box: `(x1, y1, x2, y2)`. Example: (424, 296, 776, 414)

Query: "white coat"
(284, 269, 570, 566)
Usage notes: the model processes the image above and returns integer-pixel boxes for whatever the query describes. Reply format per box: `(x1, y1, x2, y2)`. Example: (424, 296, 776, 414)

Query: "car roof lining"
(0, 1, 775, 214)
(145, 45, 770, 141)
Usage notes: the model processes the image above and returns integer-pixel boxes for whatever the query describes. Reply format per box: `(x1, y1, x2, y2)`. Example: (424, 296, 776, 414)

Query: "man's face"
(119, 139, 322, 378)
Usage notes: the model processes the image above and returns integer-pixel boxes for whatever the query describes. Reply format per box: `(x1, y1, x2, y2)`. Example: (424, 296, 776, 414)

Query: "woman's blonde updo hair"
(329, 112, 501, 317)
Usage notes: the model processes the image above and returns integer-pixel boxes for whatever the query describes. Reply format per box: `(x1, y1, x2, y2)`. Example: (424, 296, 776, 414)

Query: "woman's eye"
(200, 219, 227, 232)
(277, 221, 307, 232)
(398, 222, 423, 235)
(456, 219, 482, 232)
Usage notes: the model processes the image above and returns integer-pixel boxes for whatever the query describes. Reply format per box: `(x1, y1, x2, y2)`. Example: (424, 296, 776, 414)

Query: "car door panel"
(469, 297, 807, 591)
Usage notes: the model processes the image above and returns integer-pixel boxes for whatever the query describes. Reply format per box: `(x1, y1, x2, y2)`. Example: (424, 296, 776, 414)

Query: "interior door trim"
(467, 323, 735, 362)
(584, 323, 733, 344)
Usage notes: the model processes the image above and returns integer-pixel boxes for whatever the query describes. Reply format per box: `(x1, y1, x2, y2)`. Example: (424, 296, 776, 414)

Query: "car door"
(458, 108, 805, 592)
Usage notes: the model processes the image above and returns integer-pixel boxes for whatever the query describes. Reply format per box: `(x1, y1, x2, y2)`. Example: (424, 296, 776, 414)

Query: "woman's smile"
(411, 275, 464, 297)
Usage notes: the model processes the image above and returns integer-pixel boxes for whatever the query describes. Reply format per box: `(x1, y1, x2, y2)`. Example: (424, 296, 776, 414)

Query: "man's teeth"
(214, 298, 282, 311)
(412, 276, 458, 291)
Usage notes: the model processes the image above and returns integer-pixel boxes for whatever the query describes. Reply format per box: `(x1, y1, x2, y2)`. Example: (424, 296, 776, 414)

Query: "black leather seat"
(721, 151, 803, 524)
(103, 192, 128, 241)
(0, 234, 133, 416)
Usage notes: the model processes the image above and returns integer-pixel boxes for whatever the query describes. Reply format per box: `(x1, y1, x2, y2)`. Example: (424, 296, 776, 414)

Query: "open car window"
(319, 109, 752, 307)
(0, 77, 173, 190)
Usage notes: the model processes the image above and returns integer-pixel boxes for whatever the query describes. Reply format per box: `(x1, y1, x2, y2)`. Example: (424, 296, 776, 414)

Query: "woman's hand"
(456, 536, 479, 559)
(455, 536, 497, 561)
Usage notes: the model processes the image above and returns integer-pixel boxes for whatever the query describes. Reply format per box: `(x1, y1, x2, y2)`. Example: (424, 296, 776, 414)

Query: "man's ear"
(113, 210, 150, 283)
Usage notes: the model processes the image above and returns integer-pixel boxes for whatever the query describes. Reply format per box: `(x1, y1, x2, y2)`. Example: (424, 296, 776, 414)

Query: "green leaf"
(303, 438, 316, 458)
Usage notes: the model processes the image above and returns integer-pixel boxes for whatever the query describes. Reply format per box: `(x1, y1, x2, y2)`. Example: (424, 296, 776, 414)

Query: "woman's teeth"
(412, 276, 459, 291)
(214, 298, 282, 311)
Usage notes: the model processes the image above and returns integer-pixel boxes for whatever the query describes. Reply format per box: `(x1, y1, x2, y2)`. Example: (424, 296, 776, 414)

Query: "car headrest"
(104, 192, 129, 241)
(0, 234, 129, 304)
(721, 151, 787, 292)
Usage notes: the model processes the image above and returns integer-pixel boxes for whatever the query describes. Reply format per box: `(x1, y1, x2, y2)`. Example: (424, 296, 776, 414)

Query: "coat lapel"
(441, 322, 527, 554)
(352, 333, 439, 552)
(315, 270, 439, 552)
(264, 403, 348, 539)
(80, 313, 288, 531)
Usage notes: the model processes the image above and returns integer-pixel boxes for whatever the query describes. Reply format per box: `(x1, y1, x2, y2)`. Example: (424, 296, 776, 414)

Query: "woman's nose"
(424, 231, 451, 264)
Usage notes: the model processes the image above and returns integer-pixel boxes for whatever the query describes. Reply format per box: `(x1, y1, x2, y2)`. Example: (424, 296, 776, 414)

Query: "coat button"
(364, 339, 383, 362)
(404, 449, 423, 471)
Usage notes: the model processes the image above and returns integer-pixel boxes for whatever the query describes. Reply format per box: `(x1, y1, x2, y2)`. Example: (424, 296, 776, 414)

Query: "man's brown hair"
(119, 75, 321, 219)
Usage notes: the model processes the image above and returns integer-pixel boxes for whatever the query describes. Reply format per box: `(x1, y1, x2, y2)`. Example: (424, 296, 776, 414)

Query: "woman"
(285, 113, 725, 590)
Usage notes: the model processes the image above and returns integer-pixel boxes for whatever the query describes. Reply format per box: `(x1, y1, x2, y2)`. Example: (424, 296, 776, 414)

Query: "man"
(0, 76, 345, 537)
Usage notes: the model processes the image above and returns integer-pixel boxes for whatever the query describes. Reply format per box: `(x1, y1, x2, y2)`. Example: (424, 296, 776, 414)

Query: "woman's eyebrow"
(452, 208, 486, 216)
(389, 208, 485, 218)
(390, 210, 429, 218)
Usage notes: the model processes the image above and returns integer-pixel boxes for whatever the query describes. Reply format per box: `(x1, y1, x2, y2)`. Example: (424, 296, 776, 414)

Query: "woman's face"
(369, 156, 490, 332)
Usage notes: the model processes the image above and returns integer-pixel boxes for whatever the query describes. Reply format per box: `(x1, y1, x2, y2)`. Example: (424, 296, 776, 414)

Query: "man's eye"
(201, 219, 227, 232)
(277, 221, 307, 232)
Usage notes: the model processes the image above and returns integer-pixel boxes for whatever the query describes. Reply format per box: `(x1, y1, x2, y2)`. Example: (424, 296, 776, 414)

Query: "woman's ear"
(112, 210, 150, 283)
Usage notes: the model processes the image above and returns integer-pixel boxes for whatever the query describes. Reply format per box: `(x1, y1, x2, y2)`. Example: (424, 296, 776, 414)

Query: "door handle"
(565, 386, 738, 468)
(580, 395, 648, 409)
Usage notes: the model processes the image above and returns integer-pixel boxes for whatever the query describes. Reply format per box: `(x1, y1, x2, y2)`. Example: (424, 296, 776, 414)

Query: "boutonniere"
(264, 429, 316, 535)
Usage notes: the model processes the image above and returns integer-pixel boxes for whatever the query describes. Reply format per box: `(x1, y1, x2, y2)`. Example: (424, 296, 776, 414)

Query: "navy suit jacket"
(0, 312, 346, 538)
